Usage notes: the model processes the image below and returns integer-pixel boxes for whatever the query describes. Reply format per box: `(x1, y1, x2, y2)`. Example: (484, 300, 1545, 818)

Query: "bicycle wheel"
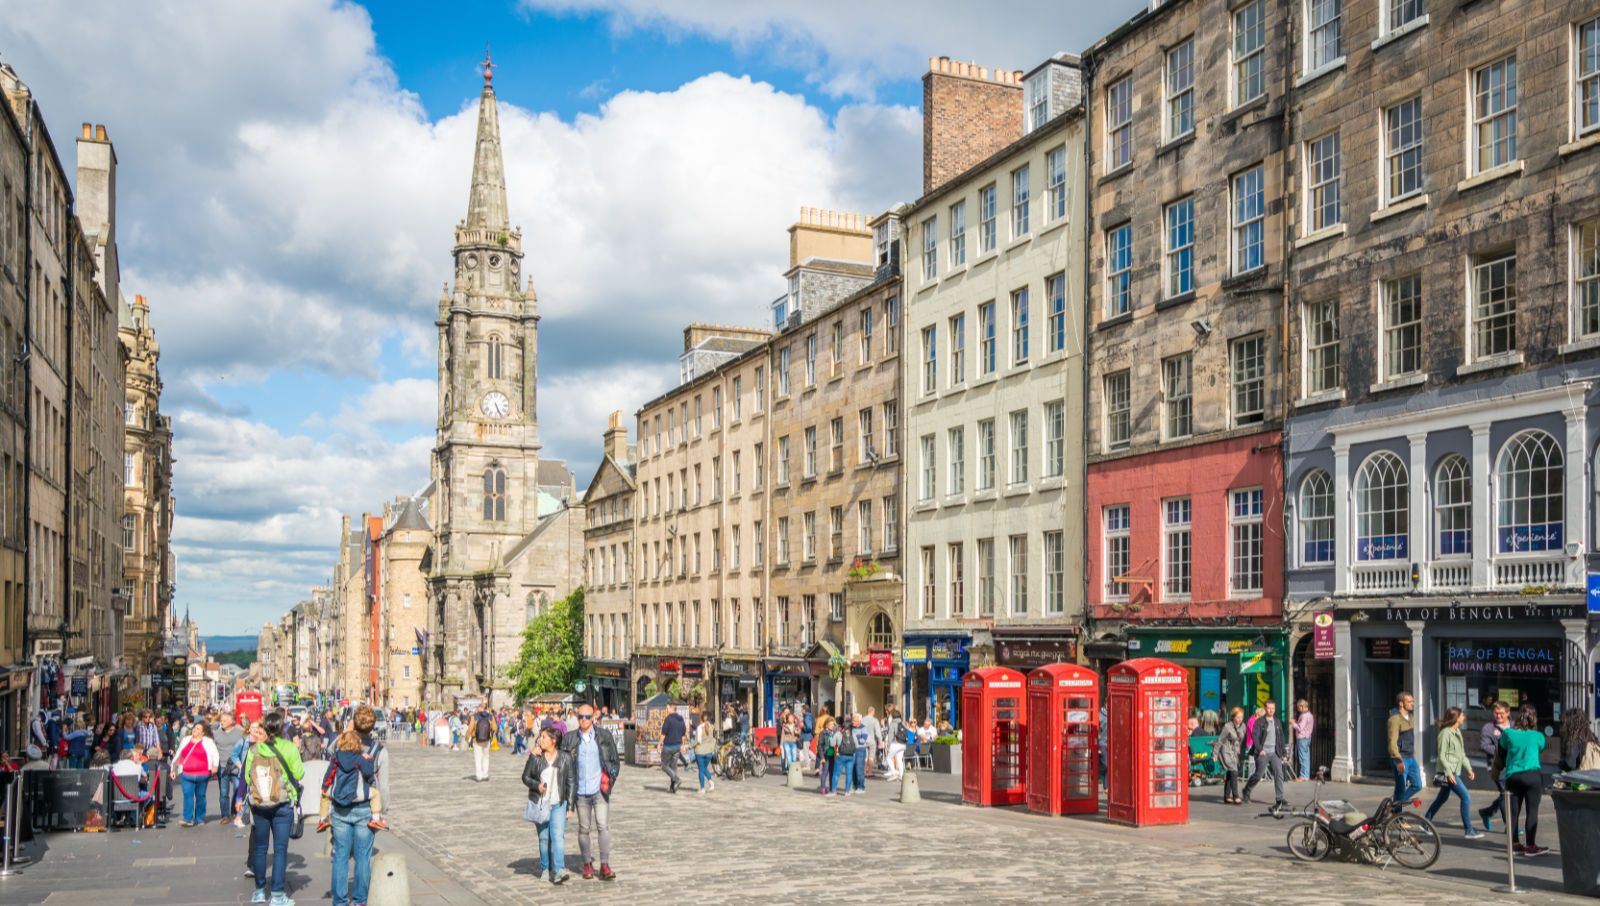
(749, 748, 768, 778)
(1286, 822, 1332, 862)
(1382, 813, 1441, 869)
(727, 755, 745, 781)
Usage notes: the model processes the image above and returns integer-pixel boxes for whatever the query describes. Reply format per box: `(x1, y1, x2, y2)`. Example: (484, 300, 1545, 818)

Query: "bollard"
(1491, 786, 1524, 895)
(786, 761, 803, 789)
(899, 770, 921, 804)
(0, 771, 21, 877)
(368, 851, 412, 906)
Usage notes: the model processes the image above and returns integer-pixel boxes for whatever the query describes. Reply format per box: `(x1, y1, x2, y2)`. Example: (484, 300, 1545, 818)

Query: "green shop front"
(1124, 628, 1288, 719)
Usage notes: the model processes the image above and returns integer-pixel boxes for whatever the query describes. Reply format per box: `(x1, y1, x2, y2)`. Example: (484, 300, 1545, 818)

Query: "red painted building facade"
(365, 515, 384, 704)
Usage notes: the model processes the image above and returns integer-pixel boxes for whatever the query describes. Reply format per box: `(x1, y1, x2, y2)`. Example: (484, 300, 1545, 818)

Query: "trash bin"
(1552, 788, 1600, 897)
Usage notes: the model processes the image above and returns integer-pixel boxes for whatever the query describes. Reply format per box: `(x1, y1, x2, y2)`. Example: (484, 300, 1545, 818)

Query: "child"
(318, 705, 387, 832)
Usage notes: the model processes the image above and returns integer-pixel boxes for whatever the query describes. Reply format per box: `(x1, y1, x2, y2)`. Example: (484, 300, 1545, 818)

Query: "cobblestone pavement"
(380, 741, 1579, 905)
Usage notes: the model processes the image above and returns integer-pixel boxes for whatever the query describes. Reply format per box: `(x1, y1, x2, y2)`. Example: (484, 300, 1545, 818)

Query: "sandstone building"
(579, 413, 636, 713)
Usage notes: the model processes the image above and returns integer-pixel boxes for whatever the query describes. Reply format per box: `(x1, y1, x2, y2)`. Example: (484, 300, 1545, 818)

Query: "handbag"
(523, 798, 554, 824)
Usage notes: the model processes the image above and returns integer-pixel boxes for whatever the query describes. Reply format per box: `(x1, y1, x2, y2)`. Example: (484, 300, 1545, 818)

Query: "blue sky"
(0, 0, 1136, 634)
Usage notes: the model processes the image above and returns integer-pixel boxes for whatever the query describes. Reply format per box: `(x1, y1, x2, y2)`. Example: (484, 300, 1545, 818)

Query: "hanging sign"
(1312, 611, 1335, 659)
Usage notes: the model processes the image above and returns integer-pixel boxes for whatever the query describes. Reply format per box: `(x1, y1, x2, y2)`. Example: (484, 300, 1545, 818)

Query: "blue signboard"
(410, 646, 420, 655)
(1357, 534, 1408, 561)
(1588, 573, 1600, 615)
(1498, 523, 1562, 554)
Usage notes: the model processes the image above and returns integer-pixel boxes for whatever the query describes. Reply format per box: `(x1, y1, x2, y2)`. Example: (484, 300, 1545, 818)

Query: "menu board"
(632, 697, 690, 766)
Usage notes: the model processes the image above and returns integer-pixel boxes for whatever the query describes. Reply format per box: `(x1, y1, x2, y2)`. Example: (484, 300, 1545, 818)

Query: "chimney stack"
(922, 56, 1025, 195)
(603, 410, 628, 463)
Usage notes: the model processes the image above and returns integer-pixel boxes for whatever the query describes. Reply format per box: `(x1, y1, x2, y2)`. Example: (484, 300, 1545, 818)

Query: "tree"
(505, 586, 585, 704)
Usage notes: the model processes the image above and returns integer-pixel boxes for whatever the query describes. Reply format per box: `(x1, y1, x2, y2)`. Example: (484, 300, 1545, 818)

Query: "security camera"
(1191, 318, 1212, 337)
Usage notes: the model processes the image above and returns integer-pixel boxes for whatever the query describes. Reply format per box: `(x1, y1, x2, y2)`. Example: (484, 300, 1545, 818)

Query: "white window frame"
(1381, 274, 1423, 379)
(1576, 219, 1600, 341)
(1231, 335, 1266, 426)
(977, 418, 996, 491)
(1470, 252, 1517, 361)
(1045, 400, 1065, 479)
(1165, 196, 1195, 298)
(1107, 224, 1133, 319)
(1383, 96, 1424, 205)
(922, 215, 938, 280)
(920, 548, 936, 617)
(1011, 166, 1031, 238)
(1162, 497, 1192, 601)
(857, 500, 873, 554)
(1579, 17, 1600, 139)
(977, 537, 996, 616)
(979, 302, 997, 374)
(803, 426, 817, 478)
(1434, 455, 1473, 559)
(1106, 76, 1134, 170)
(1105, 370, 1131, 450)
(1303, 298, 1341, 396)
(1165, 38, 1196, 141)
(949, 200, 966, 268)
(1047, 272, 1067, 354)
(1232, 165, 1265, 274)
(1163, 354, 1193, 440)
(1305, 0, 1343, 73)
(949, 313, 966, 385)
(1047, 146, 1067, 222)
(1044, 530, 1065, 615)
(1471, 56, 1518, 175)
(978, 184, 998, 253)
(921, 325, 937, 395)
(1009, 409, 1029, 486)
(947, 426, 965, 496)
(919, 434, 936, 502)
(1104, 506, 1130, 601)
(948, 543, 965, 617)
(1228, 488, 1265, 597)
(1011, 287, 1030, 365)
(1232, 0, 1266, 108)
(1305, 131, 1341, 232)
(1298, 470, 1334, 566)
(1008, 534, 1029, 616)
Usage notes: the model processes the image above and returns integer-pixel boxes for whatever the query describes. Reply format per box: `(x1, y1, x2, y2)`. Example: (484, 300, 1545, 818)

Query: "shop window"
(1354, 451, 1408, 560)
(1495, 431, 1563, 553)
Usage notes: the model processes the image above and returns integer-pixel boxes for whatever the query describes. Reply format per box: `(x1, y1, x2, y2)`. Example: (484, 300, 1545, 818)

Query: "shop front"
(992, 629, 1079, 671)
(903, 634, 970, 731)
(583, 661, 631, 716)
(1331, 601, 1589, 780)
(1124, 627, 1288, 726)
(716, 657, 761, 719)
(763, 658, 816, 723)
(844, 649, 896, 717)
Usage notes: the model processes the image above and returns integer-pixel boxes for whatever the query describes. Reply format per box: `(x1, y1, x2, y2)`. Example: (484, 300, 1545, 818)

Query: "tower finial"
(482, 44, 495, 86)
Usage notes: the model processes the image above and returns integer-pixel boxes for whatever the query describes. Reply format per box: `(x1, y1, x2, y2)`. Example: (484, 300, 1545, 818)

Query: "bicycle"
(1265, 768, 1441, 870)
(714, 737, 769, 781)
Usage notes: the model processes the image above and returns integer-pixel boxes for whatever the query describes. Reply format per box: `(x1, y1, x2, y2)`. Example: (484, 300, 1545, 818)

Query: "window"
(1299, 470, 1334, 564)
(977, 537, 996, 615)
(1307, 0, 1342, 70)
(1435, 455, 1472, 557)
(1045, 400, 1065, 478)
(802, 596, 816, 645)
(867, 612, 894, 650)
(487, 335, 503, 380)
(977, 419, 997, 490)
(1104, 506, 1130, 599)
(1009, 410, 1029, 485)
(1163, 354, 1193, 439)
(1011, 166, 1030, 238)
(731, 524, 742, 569)
(858, 500, 873, 554)
(778, 347, 790, 396)
(885, 295, 900, 355)
(803, 512, 816, 562)
(1165, 196, 1194, 297)
(949, 200, 966, 268)
(711, 457, 721, 499)
(1355, 451, 1409, 560)
(122, 513, 135, 550)
(1047, 146, 1067, 222)
(1233, 166, 1265, 273)
(1581, 18, 1600, 137)
(1230, 489, 1264, 595)
(1163, 498, 1192, 599)
(732, 377, 742, 420)
(804, 426, 817, 478)
(805, 333, 817, 386)
(1043, 530, 1065, 614)
(482, 466, 506, 521)
(979, 302, 997, 374)
(777, 516, 791, 564)
(922, 216, 938, 280)
(883, 401, 898, 456)
(1008, 535, 1029, 615)
(859, 307, 874, 363)
(883, 495, 898, 551)
(754, 520, 764, 566)
(829, 593, 843, 624)
(859, 408, 876, 462)
(1471, 253, 1517, 359)
(1166, 39, 1195, 140)
(920, 547, 936, 617)
(978, 184, 998, 253)
(1381, 275, 1423, 378)
(1387, 0, 1423, 32)
(778, 436, 790, 484)
(1106, 76, 1134, 170)
(754, 366, 765, 410)
(1026, 69, 1049, 131)
(949, 313, 966, 385)
(1046, 272, 1067, 354)
(1233, 0, 1266, 106)
(922, 325, 937, 394)
(1105, 371, 1131, 449)
(1107, 224, 1133, 318)
(1306, 132, 1341, 232)
(1473, 57, 1518, 173)
(754, 442, 765, 487)
(1010, 288, 1030, 364)
(948, 543, 965, 617)
(1231, 335, 1265, 425)
(830, 320, 843, 374)
(947, 427, 965, 495)
(1576, 220, 1600, 339)
(829, 417, 843, 472)
(920, 434, 936, 501)
(1304, 299, 1341, 395)
(1384, 97, 1423, 203)
(1496, 431, 1563, 553)
(694, 396, 703, 436)
(732, 450, 742, 494)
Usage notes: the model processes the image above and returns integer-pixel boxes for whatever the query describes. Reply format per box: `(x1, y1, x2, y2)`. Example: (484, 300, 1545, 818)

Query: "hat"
(25, 744, 42, 760)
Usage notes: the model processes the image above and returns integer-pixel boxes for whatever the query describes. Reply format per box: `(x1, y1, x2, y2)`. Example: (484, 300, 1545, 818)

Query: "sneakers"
(1465, 831, 1486, 840)
(599, 863, 616, 881)
(1478, 808, 1495, 832)
(582, 862, 595, 881)
(250, 891, 266, 905)
(551, 872, 569, 885)
(179, 820, 193, 827)
(668, 780, 678, 794)
(1523, 845, 1551, 857)
(269, 894, 296, 906)
(1513, 842, 1527, 854)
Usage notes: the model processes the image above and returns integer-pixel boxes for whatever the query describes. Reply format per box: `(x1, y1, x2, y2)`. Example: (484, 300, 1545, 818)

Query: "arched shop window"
(1496, 430, 1563, 553)
(867, 612, 895, 650)
(1433, 454, 1472, 557)
(1297, 469, 1333, 565)
(1354, 451, 1408, 561)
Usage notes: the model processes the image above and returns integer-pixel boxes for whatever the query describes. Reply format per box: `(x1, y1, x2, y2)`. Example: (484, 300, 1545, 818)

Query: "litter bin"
(1552, 788, 1600, 897)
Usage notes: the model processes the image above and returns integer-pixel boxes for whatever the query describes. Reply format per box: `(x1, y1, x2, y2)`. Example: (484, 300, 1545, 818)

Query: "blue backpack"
(324, 742, 381, 807)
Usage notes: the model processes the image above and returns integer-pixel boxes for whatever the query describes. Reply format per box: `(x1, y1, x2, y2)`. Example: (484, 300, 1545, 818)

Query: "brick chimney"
(603, 410, 628, 463)
(922, 57, 1025, 195)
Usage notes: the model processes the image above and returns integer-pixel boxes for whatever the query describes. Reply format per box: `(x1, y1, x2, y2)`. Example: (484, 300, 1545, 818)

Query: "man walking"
(660, 707, 686, 793)
(214, 711, 245, 823)
(1241, 699, 1288, 808)
(470, 704, 494, 781)
(560, 705, 618, 881)
(1477, 699, 1510, 830)
(1388, 691, 1422, 804)
(861, 707, 882, 777)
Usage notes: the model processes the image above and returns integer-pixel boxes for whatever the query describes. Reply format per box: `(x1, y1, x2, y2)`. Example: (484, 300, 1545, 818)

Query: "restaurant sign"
(1339, 602, 1585, 623)
(868, 650, 894, 676)
(1443, 640, 1560, 677)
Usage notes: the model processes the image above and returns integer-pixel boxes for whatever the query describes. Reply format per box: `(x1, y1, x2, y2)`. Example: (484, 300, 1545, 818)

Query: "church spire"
(465, 48, 509, 232)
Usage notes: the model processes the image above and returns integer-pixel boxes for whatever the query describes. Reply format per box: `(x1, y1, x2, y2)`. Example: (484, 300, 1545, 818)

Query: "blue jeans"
(1392, 756, 1422, 804)
(781, 741, 798, 768)
(249, 802, 294, 894)
(831, 752, 851, 791)
(1425, 775, 1475, 833)
(1295, 738, 1311, 780)
(851, 750, 866, 791)
(330, 802, 375, 906)
(696, 753, 713, 788)
(180, 773, 209, 824)
(217, 772, 236, 819)
(536, 803, 567, 879)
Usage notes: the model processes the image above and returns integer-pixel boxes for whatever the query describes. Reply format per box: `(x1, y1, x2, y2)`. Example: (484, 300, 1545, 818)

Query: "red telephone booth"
(235, 691, 264, 722)
(960, 666, 1027, 807)
(1024, 663, 1100, 816)
(1106, 657, 1189, 826)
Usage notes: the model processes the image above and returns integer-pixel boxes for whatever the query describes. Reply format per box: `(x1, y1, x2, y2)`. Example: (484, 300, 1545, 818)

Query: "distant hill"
(215, 649, 254, 669)
(204, 635, 259, 655)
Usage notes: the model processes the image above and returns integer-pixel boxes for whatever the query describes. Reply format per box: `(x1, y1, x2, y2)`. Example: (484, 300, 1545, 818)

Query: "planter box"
(932, 742, 957, 774)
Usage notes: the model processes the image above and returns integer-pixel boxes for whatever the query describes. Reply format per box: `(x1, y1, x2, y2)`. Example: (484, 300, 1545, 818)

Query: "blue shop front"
(902, 634, 970, 731)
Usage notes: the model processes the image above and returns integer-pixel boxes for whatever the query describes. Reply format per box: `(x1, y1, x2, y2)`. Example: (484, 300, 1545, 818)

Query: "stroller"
(1188, 735, 1224, 785)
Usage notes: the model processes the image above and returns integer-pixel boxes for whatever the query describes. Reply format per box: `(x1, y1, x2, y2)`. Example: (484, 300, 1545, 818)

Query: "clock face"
(463, 253, 479, 269)
(480, 391, 511, 419)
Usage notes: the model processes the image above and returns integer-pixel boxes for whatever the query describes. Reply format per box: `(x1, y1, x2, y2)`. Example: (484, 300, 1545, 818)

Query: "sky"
(0, 0, 1137, 634)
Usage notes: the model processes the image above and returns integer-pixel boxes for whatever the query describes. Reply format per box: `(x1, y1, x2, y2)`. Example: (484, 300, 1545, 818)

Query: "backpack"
(474, 714, 494, 743)
(324, 744, 378, 807)
(248, 742, 294, 807)
(837, 726, 857, 756)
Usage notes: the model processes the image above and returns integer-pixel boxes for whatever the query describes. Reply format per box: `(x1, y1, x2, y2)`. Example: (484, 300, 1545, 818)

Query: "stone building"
(1079, 0, 1292, 718)
(579, 412, 636, 714)
(1279, 0, 1600, 780)
(119, 294, 172, 687)
(335, 514, 366, 699)
(378, 497, 430, 709)
(901, 55, 1087, 729)
(0, 71, 29, 750)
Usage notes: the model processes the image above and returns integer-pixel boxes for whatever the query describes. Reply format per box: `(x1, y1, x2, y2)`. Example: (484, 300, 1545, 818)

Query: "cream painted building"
(579, 412, 636, 713)
(901, 55, 1087, 728)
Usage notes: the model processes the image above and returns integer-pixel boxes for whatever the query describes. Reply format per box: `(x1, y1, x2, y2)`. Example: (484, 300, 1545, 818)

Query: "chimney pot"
(95, 125, 107, 141)
(81, 123, 92, 138)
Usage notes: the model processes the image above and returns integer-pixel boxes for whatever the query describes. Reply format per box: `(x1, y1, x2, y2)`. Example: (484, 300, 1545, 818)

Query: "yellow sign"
(903, 646, 928, 662)
(1153, 639, 1192, 655)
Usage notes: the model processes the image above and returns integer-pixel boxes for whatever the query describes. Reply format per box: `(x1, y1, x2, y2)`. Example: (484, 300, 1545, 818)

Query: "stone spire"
(464, 50, 509, 231)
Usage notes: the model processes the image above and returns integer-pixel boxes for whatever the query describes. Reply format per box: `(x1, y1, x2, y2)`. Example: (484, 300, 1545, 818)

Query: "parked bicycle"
(714, 737, 769, 781)
(1264, 767, 1440, 870)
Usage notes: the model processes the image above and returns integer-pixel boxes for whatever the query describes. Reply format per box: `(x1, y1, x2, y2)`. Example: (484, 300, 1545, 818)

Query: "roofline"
(903, 105, 1085, 216)
(580, 454, 637, 505)
(1082, 0, 1176, 65)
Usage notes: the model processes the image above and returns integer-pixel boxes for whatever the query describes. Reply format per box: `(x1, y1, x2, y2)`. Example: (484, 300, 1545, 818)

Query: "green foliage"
(643, 678, 659, 699)
(504, 586, 585, 703)
(932, 735, 960, 746)
(214, 649, 254, 669)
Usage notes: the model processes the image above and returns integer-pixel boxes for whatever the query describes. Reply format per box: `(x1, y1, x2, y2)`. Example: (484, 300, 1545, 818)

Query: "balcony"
(1348, 554, 1571, 596)
(1492, 555, 1565, 589)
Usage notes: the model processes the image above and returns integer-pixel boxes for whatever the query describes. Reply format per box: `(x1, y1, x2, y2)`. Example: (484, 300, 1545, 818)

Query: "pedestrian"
(778, 708, 798, 770)
(884, 708, 907, 782)
(448, 711, 462, 750)
(1495, 704, 1549, 856)
(1215, 707, 1246, 804)
(660, 705, 686, 794)
(470, 703, 495, 781)
(523, 728, 573, 885)
(244, 711, 305, 906)
(1387, 691, 1422, 804)
(228, 716, 254, 828)
(831, 715, 857, 796)
(325, 722, 378, 906)
(560, 705, 619, 881)
(861, 707, 881, 777)
(172, 719, 219, 827)
(693, 709, 718, 794)
(214, 712, 245, 824)
(1477, 699, 1511, 831)
(1291, 699, 1314, 781)
(849, 713, 869, 792)
(800, 703, 815, 768)
(815, 714, 834, 794)
(1241, 699, 1287, 808)
(1558, 709, 1600, 772)
(1424, 706, 1483, 838)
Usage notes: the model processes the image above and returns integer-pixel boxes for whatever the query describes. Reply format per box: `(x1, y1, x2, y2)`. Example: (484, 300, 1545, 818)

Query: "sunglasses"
(578, 713, 594, 720)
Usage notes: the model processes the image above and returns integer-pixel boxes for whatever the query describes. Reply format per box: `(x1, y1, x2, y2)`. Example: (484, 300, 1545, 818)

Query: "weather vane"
(482, 43, 495, 85)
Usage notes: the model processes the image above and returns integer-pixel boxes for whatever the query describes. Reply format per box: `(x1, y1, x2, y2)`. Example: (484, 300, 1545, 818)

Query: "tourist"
(326, 721, 378, 906)
(560, 704, 618, 881)
(63, 716, 91, 769)
(470, 702, 495, 782)
(1495, 704, 1548, 856)
(831, 715, 857, 796)
(1241, 699, 1287, 808)
(1215, 707, 1246, 805)
(448, 711, 463, 750)
(522, 728, 572, 885)
(815, 713, 835, 795)
(884, 708, 908, 782)
(660, 705, 686, 794)
(245, 711, 305, 906)
(861, 707, 881, 777)
(1387, 692, 1422, 804)
(916, 716, 936, 744)
(799, 704, 815, 769)
(1424, 706, 1482, 838)
(849, 713, 869, 792)
(214, 712, 245, 824)
(172, 719, 219, 827)
(1558, 708, 1600, 772)
(693, 708, 718, 794)
(779, 708, 799, 770)
(1292, 700, 1315, 781)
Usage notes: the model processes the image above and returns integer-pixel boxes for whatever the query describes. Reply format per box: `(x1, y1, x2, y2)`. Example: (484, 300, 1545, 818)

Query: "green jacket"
(1495, 727, 1546, 777)
(1434, 725, 1469, 777)
(243, 738, 306, 801)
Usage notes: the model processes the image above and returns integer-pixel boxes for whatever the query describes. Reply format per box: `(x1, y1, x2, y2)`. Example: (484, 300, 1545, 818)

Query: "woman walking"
(1494, 704, 1549, 857)
(172, 719, 219, 827)
(1424, 707, 1483, 838)
(779, 708, 799, 770)
(815, 714, 834, 795)
(522, 728, 573, 885)
(693, 710, 718, 794)
(245, 711, 306, 906)
(1216, 707, 1246, 804)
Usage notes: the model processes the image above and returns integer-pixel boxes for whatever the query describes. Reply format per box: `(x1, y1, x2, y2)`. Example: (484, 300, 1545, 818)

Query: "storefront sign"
(868, 650, 893, 676)
(1341, 602, 1585, 623)
(995, 638, 1077, 669)
(1357, 535, 1408, 561)
(766, 661, 812, 677)
(1444, 640, 1559, 677)
(848, 661, 869, 675)
(681, 662, 704, 678)
(70, 675, 88, 696)
(902, 646, 928, 664)
(1312, 611, 1336, 659)
(590, 665, 625, 678)
(1364, 637, 1410, 660)
(1129, 636, 1269, 657)
(658, 659, 680, 673)
(1240, 651, 1267, 674)
(1588, 573, 1600, 615)
(931, 641, 964, 661)
(1498, 523, 1562, 554)
(717, 661, 754, 677)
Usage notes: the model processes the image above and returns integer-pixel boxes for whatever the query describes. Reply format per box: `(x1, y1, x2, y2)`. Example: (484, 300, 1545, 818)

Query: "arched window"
(482, 466, 506, 521)
(1354, 451, 1408, 560)
(1298, 470, 1334, 564)
(1496, 431, 1563, 552)
(867, 611, 895, 650)
(1433, 455, 1472, 557)
(487, 335, 503, 380)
